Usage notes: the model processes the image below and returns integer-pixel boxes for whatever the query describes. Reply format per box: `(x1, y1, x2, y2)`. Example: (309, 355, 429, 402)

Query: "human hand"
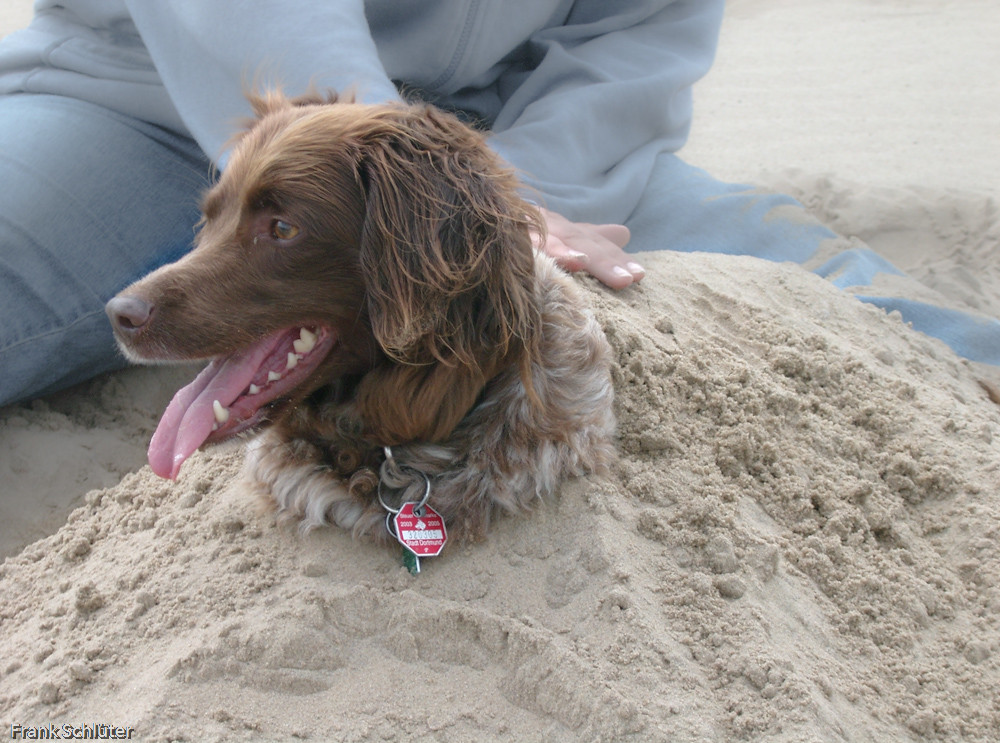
(532, 208, 644, 289)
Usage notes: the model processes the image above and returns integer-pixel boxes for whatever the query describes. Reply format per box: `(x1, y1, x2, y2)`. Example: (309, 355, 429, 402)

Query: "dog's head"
(107, 91, 542, 479)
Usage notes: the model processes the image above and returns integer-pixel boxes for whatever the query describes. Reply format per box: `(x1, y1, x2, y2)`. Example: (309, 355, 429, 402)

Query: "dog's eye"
(270, 219, 300, 241)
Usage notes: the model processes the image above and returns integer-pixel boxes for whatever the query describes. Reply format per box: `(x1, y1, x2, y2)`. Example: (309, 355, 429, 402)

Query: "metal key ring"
(377, 446, 432, 514)
(377, 470, 431, 514)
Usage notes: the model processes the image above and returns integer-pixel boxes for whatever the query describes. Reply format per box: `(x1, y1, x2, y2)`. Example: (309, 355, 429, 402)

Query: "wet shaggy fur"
(112, 91, 616, 543)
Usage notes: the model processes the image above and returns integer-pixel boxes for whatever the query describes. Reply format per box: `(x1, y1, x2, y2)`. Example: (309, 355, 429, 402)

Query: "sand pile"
(1, 243, 998, 741)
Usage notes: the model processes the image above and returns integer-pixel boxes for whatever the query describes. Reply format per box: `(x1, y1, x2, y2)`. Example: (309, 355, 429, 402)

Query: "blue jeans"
(0, 94, 209, 407)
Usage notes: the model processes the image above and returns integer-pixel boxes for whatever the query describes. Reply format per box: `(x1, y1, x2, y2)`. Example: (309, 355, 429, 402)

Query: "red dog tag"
(393, 502, 447, 557)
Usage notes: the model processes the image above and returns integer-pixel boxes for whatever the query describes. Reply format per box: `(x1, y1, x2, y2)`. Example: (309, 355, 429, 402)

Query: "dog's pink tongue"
(148, 336, 282, 479)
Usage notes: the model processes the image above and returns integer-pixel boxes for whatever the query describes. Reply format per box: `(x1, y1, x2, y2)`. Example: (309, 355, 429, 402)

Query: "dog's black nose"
(106, 295, 153, 333)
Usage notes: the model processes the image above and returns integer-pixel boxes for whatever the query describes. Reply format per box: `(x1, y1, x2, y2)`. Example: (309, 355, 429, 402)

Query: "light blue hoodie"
(0, 0, 725, 223)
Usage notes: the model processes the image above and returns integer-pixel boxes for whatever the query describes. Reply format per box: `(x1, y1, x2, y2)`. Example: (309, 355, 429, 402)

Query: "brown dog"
(106, 91, 615, 543)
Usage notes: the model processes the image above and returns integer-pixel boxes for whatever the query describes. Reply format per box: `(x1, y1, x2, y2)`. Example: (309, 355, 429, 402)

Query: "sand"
(2, 2, 999, 741)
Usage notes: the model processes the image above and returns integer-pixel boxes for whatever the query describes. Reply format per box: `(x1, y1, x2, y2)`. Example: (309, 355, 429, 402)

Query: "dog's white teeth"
(267, 370, 283, 383)
(248, 384, 261, 395)
(212, 399, 230, 425)
(293, 328, 317, 355)
(286, 352, 299, 370)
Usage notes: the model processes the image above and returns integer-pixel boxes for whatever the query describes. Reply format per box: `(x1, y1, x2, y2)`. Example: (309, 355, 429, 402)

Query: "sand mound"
(2, 246, 998, 741)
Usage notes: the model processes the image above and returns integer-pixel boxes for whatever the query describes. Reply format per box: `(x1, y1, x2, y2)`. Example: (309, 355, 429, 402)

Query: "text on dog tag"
(393, 502, 447, 557)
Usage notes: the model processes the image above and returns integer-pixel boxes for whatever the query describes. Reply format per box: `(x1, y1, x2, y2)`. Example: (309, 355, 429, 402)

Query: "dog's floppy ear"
(354, 105, 542, 444)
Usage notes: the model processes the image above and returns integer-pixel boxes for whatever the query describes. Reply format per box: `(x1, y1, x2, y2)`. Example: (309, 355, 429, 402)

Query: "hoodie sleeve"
(123, 0, 400, 164)
(486, 0, 724, 224)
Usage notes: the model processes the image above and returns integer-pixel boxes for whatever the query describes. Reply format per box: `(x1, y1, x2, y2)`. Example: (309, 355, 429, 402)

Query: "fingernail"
(612, 266, 632, 279)
(625, 261, 645, 276)
(568, 250, 589, 263)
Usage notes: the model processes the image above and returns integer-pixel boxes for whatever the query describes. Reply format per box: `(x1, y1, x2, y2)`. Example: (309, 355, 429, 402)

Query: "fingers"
(543, 237, 592, 273)
(535, 208, 644, 289)
(591, 253, 646, 290)
(584, 222, 642, 287)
